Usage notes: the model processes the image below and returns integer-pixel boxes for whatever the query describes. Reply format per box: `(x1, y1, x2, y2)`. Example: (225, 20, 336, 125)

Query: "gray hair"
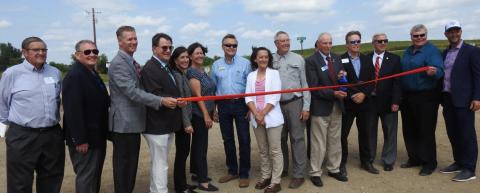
(372, 33, 388, 41)
(274, 31, 289, 41)
(75, 40, 96, 52)
(410, 24, 428, 35)
(317, 32, 332, 42)
(21, 36, 46, 49)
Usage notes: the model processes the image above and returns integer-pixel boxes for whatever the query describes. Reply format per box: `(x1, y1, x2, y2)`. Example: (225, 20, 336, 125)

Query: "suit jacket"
(141, 57, 182, 135)
(108, 50, 161, 133)
(442, 42, 480, 107)
(173, 70, 193, 129)
(340, 52, 375, 112)
(366, 51, 402, 114)
(305, 51, 345, 116)
(63, 61, 109, 147)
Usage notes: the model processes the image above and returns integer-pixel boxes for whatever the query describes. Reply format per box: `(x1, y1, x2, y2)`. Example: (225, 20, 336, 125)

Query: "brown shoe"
(288, 177, 304, 189)
(264, 183, 281, 193)
(238, 178, 250, 188)
(255, 178, 271, 189)
(218, 174, 238, 183)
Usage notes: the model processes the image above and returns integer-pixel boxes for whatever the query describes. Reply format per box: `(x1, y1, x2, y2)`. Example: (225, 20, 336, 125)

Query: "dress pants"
(111, 132, 141, 193)
(254, 125, 284, 184)
(374, 111, 398, 166)
(310, 104, 342, 177)
(280, 99, 307, 178)
(442, 93, 478, 172)
(174, 129, 191, 192)
(6, 124, 65, 193)
(217, 99, 251, 178)
(144, 133, 174, 193)
(69, 143, 106, 193)
(341, 109, 377, 166)
(190, 114, 210, 183)
(401, 90, 439, 170)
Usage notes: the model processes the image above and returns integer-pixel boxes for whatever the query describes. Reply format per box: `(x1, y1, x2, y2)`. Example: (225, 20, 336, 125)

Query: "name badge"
(341, 58, 350, 63)
(44, 77, 55, 84)
(218, 66, 226, 71)
(321, 66, 328, 72)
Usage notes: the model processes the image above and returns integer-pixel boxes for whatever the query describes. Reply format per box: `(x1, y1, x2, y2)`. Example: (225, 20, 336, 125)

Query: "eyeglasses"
(27, 48, 48, 53)
(276, 39, 290, 43)
(160, 46, 174, 52)
(349, 40, 361, 45)
(223, 44, 238, 48)
(78, 49, 99, 56)
(412, 33, 426, 38)
(375, 39, 389, 44)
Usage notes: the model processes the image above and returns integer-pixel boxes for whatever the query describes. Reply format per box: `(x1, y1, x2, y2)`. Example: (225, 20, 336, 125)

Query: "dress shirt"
(443, 40, 463, 93)
(0, 61, 61, 128)
(400, 42, 444, 92)
(372, 52, 385, 68)
(348, 53, 361, 77)
(153, 55, 176, 84)
(272, 51, 311, 111)
(211, 55, 251, 95)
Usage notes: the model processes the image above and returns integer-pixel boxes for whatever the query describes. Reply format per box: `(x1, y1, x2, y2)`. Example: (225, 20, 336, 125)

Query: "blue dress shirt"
(210, 55, 251, 95)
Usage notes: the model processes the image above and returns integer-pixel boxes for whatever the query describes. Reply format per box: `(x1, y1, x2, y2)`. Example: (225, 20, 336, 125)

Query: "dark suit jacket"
(63, 62, 109, 147)
(340, 52, 375, 112)
(305, 51, 345, 116)
(141, 57, 182, 135)
(442, 42, 480, 107)
(366, 51, 402, 114)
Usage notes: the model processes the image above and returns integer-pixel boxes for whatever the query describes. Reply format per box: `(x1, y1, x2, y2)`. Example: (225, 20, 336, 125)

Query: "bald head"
(316, 32, 333, 55)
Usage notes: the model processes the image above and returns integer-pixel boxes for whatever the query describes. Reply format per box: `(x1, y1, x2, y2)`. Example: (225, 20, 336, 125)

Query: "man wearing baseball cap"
(439, 20, 480, 182)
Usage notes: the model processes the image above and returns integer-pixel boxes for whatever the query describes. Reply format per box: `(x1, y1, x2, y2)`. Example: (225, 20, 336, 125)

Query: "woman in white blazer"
(245, 47, 284, 193)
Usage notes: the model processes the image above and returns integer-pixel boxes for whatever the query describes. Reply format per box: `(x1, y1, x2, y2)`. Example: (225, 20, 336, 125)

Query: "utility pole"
(86, 8, 101, 45)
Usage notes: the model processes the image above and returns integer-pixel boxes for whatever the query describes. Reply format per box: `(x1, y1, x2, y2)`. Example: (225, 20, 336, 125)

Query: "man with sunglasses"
(108, 26, 174, 193)
(63, 40, 109, 193)
(366, 33, 402, 172)
(211, 34, 252, 188)
(400, 24, 444, 176)
(340, 31, 378, 175)
(0, 37, 64, 193)
(439, 20, 480, 182)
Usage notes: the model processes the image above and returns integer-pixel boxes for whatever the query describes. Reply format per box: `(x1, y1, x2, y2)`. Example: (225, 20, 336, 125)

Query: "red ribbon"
(178, 66, 429, 102)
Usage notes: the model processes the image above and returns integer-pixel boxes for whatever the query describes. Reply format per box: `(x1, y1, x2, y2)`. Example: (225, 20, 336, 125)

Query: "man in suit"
(340, 31, 378, 175)
(63, 40, 109, 193)
(141, 33, 186, 193)
(306, 32, 348, 187)
(367, 33, 402, 172)
(439, 20, 480, 182)
(108, 26, 177, 193)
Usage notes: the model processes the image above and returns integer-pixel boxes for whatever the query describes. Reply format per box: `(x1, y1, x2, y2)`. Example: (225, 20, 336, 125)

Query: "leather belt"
(280, 96, 303, 105)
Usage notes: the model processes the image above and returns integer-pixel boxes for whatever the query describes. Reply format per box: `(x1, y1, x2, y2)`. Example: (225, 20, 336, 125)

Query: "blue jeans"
(217, 99, 251, 178)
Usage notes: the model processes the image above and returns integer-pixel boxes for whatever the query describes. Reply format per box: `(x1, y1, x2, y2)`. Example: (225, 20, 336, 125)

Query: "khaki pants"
(253, 125, 284, 184)
(309, 104, 342, 177)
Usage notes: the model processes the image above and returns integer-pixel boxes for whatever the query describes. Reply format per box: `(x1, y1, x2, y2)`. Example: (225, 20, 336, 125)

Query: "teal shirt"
(400, 42, 444, 92)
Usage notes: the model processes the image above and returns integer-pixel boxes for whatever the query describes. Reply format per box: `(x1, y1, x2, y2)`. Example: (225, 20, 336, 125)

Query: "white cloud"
(64, 0, 134, 12)
(179, 22, 210, 35)
(243, 0, 336, 22)
(184, 0, 229, 16)
(329, 22, 366, 42)
(104, 15, 168, 27)
(241, 29, 275, 40)
(0, 20, 12, 28)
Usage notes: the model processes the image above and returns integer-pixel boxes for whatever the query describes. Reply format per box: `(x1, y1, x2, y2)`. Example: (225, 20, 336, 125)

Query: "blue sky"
(1, 0, 479, 65)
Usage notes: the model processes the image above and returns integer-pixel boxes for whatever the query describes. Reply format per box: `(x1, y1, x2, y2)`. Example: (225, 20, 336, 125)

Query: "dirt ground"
(1, 109, 479, 193)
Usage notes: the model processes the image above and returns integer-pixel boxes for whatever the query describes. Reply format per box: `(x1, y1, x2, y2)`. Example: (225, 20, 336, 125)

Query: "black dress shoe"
(310, 176, 323, 187)
(197, 183, 218, 192)
(328, 172, 348, 182)
(384, 164, 394, 171)
(400, 161, 420, 168)
(361, 163, 380, 174)
(419, 167, 434, 176)
(340, 165, 347, 176)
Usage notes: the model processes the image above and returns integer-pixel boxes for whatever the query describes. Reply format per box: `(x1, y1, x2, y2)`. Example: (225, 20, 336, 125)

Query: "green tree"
(96, 53, 108, 73)
(0, 43, 23, 71)
(48, 61, 70, 73)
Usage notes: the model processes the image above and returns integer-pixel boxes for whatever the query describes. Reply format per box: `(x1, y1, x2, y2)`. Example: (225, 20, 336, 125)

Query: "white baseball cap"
(445, 20, 461, 32)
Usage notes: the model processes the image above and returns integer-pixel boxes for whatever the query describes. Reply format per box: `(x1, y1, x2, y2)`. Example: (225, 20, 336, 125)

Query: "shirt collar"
(319, 51, 330, 60)
(348, 52, 359, 60)
(449, 40, 463, 50)
(118, 50, 135, 66)
(374, 51, 385, 59)
(22, 60, 45, 72)
(153, 55, 168, 67)
(224, 55, 236, 64)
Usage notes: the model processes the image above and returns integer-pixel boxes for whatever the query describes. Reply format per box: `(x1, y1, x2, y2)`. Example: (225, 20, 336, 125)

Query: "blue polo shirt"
(400, 42, 444, 92)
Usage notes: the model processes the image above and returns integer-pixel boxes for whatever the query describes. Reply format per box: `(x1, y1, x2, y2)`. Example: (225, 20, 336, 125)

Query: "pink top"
(255, 78, 266, 112)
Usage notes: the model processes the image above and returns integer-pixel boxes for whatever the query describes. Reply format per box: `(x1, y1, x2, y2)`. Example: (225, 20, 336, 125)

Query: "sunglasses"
(79, 49, 99, 55)
(412, 33, 426, 38)
(349, 40, 361, 45)
(160, 46, 174, 51)
(223, 44, 238, 48)
(375, 39, 389, 44)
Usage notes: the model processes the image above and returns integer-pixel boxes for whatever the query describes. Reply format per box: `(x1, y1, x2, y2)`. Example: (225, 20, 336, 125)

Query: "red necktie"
(374, 56, 380, 81)
(133, 60, 141, 77)
(326, 56, 338, 85)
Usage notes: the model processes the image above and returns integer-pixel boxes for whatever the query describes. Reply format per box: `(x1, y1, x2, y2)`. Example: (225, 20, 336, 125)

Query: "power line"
(86, 8, 101, 45)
